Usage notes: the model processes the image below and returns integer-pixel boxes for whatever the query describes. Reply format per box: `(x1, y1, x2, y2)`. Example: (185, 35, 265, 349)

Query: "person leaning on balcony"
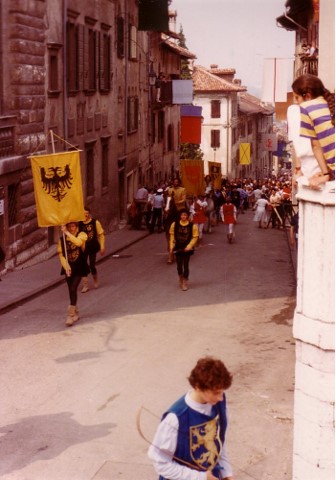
(291, 74, 335, 189)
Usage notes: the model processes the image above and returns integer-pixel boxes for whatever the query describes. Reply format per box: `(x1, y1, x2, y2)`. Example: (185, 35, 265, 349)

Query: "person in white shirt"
(148, 357, 234, 480)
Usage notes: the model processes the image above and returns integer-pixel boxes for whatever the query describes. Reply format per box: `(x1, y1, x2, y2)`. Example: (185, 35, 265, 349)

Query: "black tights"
(176, 253, 190, 279)
(66, 275, 82, 305)
(86, 253, 97, 275)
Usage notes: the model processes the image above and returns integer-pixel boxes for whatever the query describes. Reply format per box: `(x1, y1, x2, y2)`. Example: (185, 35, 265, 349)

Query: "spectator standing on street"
(148, 356, 234, 480)
(230, 185, 241, 219)
(79, 207, 105, 292)
(290, 211, 299, 252)
(253, 194, 270, 229)
(133, 185, 149, 229)
(58, 223, 88, 327)
(169, 208, 198, 291)
(150, 188, 165, 233)
(213, 188, 226, 224)
(222, 197, 237, 244)
(269, 188, 283, 229)
(291, 74, 335, 189)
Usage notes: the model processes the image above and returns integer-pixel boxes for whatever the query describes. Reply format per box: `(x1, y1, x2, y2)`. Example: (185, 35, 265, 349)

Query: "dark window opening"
(211, 100, 221, 118)
(8, 184, 18, 227)
(211, 129, 220, 148)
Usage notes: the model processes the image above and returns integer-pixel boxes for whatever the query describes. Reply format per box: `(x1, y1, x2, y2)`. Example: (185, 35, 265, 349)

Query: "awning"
(276, 12, 307, 31)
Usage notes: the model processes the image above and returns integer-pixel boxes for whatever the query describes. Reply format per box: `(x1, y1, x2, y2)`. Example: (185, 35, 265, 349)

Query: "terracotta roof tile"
(239, 92, 274, 114)
(162, 38, 197, 59)
(192, 65, 246, 93)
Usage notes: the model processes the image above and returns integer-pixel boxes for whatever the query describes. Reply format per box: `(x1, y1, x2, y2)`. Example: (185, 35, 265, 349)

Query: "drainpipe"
(124, 0, 128, 173)
(63, 0, 68, 141)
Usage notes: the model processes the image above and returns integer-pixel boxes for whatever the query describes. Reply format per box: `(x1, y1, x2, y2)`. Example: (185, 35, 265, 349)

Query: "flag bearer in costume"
(169, 208, 198, 291)
(148, 356, 234, 480)
(79, 207, 105, 292)
(222, 197, 237, 244)
(58, 223, 89, 327)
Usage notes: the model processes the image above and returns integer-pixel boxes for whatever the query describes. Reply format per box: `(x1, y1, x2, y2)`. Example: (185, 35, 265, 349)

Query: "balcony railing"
(296, 56, 318, 78)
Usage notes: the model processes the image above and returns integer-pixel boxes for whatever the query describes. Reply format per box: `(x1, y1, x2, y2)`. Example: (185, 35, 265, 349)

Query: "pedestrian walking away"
(150, 188, 165, 233)
(169, 208, 198, 291)
(222, 197, 237, 243)
(79, 206, 105, 292)
(148, 356, 234, 480)
(57, 223, 89, 326)
(252, 194, 270, 229)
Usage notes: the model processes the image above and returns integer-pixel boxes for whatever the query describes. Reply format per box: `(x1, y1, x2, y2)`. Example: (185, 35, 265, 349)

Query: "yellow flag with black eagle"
(30, 151, 85, 227)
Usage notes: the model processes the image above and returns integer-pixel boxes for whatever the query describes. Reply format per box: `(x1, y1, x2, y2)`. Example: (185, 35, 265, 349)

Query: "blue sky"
(170, 0, 296, 97)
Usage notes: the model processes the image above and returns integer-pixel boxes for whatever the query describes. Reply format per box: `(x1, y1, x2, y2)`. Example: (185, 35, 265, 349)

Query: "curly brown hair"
(292, 74, 335, 125)
(188, 356, 233, 391)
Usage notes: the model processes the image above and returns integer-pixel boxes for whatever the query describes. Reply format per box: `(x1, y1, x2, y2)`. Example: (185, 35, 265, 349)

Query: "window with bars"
(210, 129, 220, 148)
(211, 100, 221, 118)
(8, 184, 18, 227)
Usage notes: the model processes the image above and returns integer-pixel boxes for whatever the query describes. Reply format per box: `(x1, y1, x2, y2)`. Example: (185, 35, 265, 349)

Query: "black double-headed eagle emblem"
(40, 164, 73, 202)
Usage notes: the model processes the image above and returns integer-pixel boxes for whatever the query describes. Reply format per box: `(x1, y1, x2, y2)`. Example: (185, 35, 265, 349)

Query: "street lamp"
(148, 64, 157, 87)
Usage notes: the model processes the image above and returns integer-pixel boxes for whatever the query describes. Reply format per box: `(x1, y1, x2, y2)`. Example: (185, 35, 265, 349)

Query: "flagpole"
(50, 128, 70, 275)
(50, 129, 56, 154)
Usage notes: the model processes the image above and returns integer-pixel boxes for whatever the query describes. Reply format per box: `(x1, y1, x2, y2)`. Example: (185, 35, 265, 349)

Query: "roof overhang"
(276, 12, 307, 31)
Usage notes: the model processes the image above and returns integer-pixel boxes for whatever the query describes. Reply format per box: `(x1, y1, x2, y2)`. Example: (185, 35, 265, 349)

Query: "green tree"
(178, 26, 192, 80)
(180, 143, 203, 160)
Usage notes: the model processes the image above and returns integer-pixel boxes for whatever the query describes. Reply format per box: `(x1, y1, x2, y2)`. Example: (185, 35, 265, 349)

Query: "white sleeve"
(148, 413, 207, 480)
(287, 104, 313, 157)
(218, 443, 234, 478)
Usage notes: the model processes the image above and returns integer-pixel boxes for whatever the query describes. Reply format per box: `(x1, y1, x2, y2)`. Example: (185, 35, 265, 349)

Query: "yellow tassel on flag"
(30, 150, 85, 227)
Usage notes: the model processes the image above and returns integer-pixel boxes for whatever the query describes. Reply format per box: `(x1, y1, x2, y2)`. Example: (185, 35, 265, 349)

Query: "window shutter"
(117, 17, 124, 58)
(83, 26, 89, 91)
(211, 100, 221, 118)
(78, 24, 84, 91)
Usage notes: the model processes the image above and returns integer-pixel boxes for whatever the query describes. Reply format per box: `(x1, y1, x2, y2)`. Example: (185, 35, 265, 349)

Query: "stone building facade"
(192, 64, 274, 179)
(0, 0, 194, 271)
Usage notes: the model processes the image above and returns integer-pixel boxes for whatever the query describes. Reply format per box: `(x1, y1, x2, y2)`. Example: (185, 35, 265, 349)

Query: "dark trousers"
(150, 208, 163, 232)
(66, 275, 82, 305)
(176, 253, 191, 279)
(271, 205, 284, 227)
(85, 252, 97, 275)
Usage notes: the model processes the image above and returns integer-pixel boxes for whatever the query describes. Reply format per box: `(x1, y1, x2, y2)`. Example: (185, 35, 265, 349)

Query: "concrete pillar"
(293, 185, 335, 480)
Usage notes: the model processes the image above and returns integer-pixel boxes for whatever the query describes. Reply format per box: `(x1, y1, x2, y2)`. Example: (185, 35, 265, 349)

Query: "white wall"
(292, 185, 335, 480)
